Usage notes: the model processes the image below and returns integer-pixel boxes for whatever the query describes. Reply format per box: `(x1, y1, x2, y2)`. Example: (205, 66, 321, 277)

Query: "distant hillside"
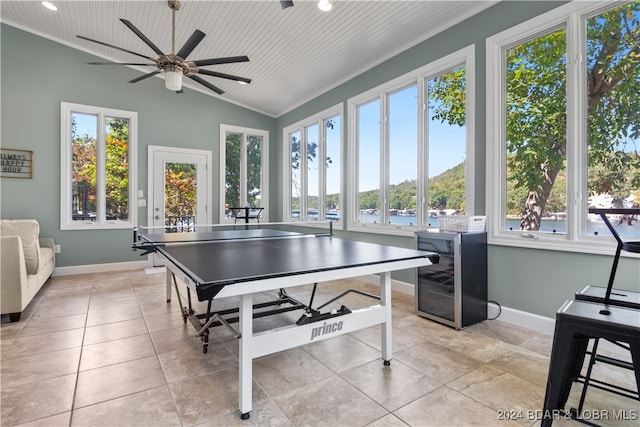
(353, 162, 466, 211)
(428, 162, 465, 211)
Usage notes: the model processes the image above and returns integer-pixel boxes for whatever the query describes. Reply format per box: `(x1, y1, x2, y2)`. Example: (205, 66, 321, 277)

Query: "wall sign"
(0, 148, 33, 179)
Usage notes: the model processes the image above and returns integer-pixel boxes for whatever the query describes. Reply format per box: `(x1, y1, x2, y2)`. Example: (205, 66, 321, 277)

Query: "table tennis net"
(133, 220, 333, 247)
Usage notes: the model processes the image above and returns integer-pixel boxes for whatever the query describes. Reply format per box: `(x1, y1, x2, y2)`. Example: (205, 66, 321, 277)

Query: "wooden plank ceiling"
(1, 0, 495, 117)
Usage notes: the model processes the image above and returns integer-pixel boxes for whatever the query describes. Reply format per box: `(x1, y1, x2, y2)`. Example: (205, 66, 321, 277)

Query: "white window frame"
(219, 124, 269, 223)
(486, 1, 636, 256)
(347, 45, 476, 236)
(60, 102, 138, 230)
(282, 103, 344, 224)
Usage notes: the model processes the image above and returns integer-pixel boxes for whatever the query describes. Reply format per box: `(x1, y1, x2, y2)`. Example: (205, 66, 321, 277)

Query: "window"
(487, 1, 640, 253)
(356, 98, 381, 223)
(283, 104, 343, 222)
(60, 102, 137, 230)
(348, 46, 475, 235)
(220, 124, 269, 222)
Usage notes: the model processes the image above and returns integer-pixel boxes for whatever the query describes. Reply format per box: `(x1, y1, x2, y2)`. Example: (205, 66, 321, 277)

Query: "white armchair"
(1, 219, 55, 322)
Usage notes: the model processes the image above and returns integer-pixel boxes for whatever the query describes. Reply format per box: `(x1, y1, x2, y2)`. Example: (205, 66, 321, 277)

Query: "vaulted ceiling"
(1, 1, 496, 117)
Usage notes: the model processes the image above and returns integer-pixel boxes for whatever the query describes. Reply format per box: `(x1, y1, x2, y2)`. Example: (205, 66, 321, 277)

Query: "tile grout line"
(67, 275, 97, 427)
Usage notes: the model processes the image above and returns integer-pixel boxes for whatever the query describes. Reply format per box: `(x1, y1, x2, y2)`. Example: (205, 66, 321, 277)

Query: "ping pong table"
(133, 223, 435, 420)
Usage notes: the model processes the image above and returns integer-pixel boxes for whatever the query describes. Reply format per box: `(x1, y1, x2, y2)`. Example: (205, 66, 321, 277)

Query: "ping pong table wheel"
(241, 412, 251, 420)
(383, 360, 391, 366)
(203, 344, 208, 354)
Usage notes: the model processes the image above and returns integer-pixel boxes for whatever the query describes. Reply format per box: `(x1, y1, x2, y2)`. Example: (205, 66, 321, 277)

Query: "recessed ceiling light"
(42, 1, 57, 11)
(317, 0, 332, 12)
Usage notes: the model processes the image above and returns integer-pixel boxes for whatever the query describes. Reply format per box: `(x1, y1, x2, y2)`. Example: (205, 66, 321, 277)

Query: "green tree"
(105, 118, 129, 220)
(290, 120, 334, 214)
(430, 1, 640, 230)
(165, 162, 196, 219)
(71, 131, 96, 215)
(72, 117, 130, 220)
(225, 133, 263, 211)
(429, 162, 466, 211)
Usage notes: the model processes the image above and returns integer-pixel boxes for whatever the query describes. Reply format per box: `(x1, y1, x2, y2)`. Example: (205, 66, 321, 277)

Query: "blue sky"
(74, 102, 466, 197)
(73, 113, 98, 138)
(356, 86, 466, 193)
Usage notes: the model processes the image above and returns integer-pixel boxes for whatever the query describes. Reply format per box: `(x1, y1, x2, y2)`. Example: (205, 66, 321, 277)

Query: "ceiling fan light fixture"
(165, 66, 183, 91)
(317, 0, 332, 12)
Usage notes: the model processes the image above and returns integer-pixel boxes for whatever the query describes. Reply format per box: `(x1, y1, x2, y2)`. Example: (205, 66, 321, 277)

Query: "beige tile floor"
(1, 270, 638, 427)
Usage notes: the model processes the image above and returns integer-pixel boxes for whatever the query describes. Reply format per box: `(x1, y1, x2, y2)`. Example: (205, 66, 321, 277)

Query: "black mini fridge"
(415, 230, 487, 329)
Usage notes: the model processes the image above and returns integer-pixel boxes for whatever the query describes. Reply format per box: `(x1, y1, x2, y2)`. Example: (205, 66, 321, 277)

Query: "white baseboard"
(357, 274, 415, 295)
(145, 266, 166, 275)
(489, 303, 555, 335)
(53, 260, 149, 277)
(359, 274, 556, 334)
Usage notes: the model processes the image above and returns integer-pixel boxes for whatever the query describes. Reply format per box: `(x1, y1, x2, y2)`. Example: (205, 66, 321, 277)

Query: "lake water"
(354, 213, 640, 239)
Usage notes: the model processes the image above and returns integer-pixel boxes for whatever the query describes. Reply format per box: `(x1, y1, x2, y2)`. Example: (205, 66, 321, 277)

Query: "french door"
(148, 145, 212, 232)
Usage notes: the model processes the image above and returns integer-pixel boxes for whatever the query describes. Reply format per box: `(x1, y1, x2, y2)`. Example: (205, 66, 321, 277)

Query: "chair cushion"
(0, 220, 40, 275)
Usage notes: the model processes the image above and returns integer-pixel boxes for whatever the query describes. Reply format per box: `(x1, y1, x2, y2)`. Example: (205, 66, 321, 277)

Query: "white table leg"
(165, 269, 172, 302)
(380, 271, 392, 364)
(239, 293, 253, 419)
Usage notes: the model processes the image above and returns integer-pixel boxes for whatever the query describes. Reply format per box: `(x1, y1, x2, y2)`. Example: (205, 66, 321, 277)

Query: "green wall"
(274, 0, 639, 318)
(2, 2, 638, 319)
(489, 246, 639, 318)
(1, 24, 276, 267)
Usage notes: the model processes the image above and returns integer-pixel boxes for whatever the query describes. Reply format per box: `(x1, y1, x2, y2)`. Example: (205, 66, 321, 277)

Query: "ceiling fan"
(280, 1, 332, 11)
(77, 0, 251, 95)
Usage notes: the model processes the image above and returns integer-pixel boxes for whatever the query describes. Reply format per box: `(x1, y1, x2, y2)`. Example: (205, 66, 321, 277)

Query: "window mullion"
(380, 94, 389, 225)
(300, 129, 308, 221)
(240, 132, 247, 207)
(96, 112, 107, 223)
(318, 119, 327, 220)
(418, 77, 428, 228)
(566, 11, 583, 241)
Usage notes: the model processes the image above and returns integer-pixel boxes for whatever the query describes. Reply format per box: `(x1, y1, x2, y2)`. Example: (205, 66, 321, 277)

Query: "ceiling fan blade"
(281, 1, 294, 9)
(191, 56, 250, 67)
(188, 75, 224, 95)
(197, 69, 251, 84)
(129, 70, 161, 84)
(76, 35, 156, 61)
(176, 30, 206, 60)
(120, 19, 165, 57)
(87, 62, 156, 66)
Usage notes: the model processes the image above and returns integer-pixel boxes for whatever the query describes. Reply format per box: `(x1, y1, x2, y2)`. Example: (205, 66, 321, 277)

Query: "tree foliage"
(165, 162, 196, 218)
(105, 118, 129, 220)
(429, 162, 466, 211)
(72, 117, 129, 220)
(225, 133, 263, 211)
(429, 1, 640, 230)
(289, 120, 335, 214)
